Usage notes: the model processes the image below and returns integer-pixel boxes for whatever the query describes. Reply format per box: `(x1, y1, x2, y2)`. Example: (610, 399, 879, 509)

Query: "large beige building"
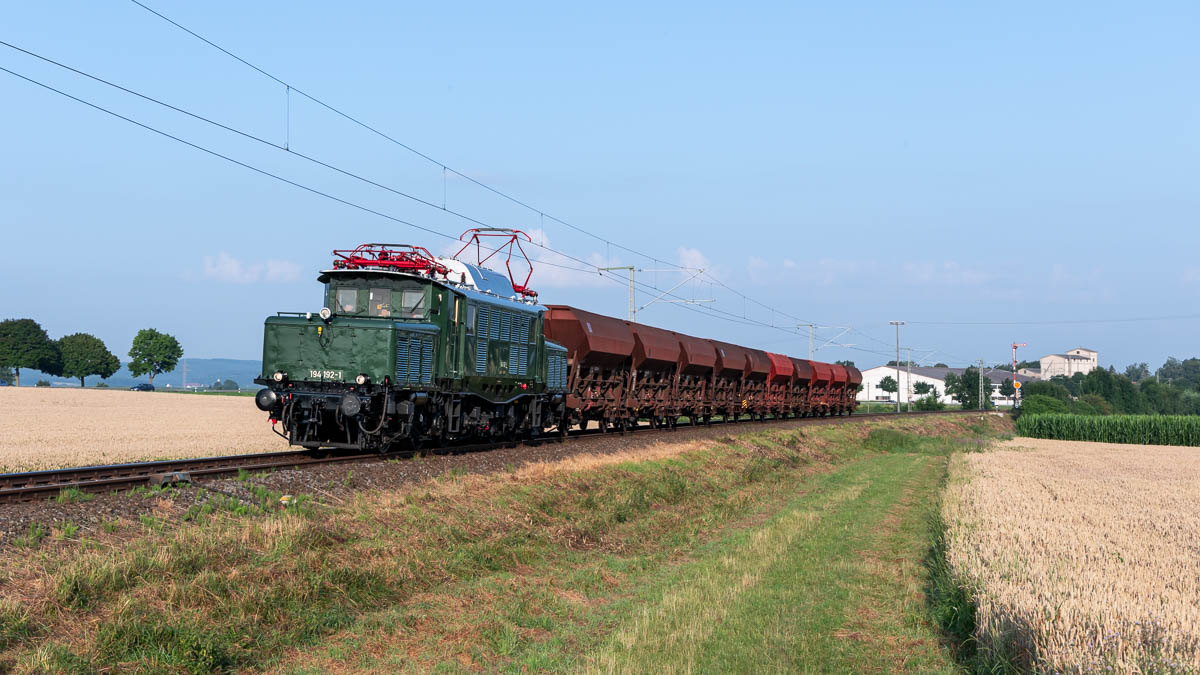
(1038, 347, 1098, 379)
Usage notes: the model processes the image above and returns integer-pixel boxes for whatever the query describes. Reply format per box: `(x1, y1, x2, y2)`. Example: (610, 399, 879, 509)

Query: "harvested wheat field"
(944, 437, 1200, 672)
(0, 387, 287, 472)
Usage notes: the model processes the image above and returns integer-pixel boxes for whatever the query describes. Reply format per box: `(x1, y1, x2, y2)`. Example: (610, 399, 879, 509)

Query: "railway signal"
(1012, 342, 1027, 407)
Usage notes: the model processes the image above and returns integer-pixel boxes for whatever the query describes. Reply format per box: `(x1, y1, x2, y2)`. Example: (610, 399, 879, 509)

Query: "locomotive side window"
(466, 304, 476, 333)
(369, 288, 391, 317)
(400, 288, 426, 318)
(337, 288, 359, 314)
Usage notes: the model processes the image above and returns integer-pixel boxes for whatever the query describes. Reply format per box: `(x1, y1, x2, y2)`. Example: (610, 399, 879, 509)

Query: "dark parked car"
(129, 383, 155, 392)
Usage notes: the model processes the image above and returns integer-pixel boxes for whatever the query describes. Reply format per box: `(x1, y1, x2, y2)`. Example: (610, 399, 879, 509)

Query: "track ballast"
(0, 410, 979, 504)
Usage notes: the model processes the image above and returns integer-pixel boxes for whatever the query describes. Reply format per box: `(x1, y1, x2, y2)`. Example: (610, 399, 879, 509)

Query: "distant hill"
(11, 358, 262, 389)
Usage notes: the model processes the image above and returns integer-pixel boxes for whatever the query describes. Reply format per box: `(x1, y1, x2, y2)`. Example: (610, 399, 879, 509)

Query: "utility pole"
(889, 321, 904, 413)
(978, 359, 985, 410)
(798, 324, 814, 359)
(906, 347, 913, 412)
(1011, 342, 1027, 407)
(598, 266, 635, 321)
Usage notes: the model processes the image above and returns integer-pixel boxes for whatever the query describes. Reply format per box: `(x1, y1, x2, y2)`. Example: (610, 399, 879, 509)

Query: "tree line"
(0, 319, 183, 387)
(877, 367, 999, 411)
(1021, 360, 1200, 416)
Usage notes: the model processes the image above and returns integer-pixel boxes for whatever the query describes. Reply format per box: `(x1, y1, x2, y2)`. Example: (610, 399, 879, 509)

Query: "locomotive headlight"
(339, 394, 362, 417)
(272, 370, 287, 382)
(355, 374, 369, 385)
(319, 307, 333, 321)
(255, 388, 280, 411)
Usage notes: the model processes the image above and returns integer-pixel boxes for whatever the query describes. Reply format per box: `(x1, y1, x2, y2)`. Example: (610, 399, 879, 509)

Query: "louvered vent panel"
(420, 338, 433, 384)
(490, 310, 500, 339)
(475, 340, 488, 373)
(408, 338, 422, 384)
(477, 307, 489, 335)
(553, 355, 567, 388)
(396, 338, 410, 382)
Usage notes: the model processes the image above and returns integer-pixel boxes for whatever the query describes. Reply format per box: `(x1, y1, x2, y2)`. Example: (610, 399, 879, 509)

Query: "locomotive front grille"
(396, 333, 434, 384)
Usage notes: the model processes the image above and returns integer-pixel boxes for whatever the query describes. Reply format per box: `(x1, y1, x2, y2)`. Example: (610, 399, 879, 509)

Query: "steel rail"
(0, 409, 981, 505)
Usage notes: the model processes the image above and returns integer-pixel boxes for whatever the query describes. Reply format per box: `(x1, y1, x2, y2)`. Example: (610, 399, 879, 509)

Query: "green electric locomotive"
(254, 231, 569, 451)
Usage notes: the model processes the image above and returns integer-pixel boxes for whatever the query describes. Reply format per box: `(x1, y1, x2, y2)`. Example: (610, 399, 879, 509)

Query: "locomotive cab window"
(337, 288, 360, 314)
(369, 288, 391, 317)
(399, 288, 426, 319)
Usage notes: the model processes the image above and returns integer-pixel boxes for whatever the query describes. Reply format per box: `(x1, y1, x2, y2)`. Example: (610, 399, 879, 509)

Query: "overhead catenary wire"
(3, 33, 977, 364)
(124, 0, 818, 328)
(909, 314, 1200, 326)
(0, 64, 584, 277)
(2, 37, 833, 341)
(124, 0, 678, 267)
(0, 61, 822, 343)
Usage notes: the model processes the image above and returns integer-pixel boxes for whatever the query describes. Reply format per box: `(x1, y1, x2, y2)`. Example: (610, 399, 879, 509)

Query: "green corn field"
(1016, 414, 1200, 446)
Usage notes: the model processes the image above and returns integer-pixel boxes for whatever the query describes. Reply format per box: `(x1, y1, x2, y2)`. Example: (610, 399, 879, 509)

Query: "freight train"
(254, 230, 862, 452)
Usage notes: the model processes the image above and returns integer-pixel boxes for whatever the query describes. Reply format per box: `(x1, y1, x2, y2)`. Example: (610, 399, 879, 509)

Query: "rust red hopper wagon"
(544, 304, 860, 430)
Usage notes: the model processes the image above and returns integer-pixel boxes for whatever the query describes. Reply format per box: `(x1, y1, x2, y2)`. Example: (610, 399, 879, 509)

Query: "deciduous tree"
(1155, 357, 1200, 390)
(0, 319, 62, 386)
(945, 367, 993, 410)
(879, 375, 898, 396)
(59, 333, 120, 387)
(1124, 362, 1150, 382)
(999, 378, 1016, 398)
(128, 328, 183, 386)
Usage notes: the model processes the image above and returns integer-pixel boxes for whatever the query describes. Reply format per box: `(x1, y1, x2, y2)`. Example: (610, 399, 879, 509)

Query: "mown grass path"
(588, 452, 954, 673)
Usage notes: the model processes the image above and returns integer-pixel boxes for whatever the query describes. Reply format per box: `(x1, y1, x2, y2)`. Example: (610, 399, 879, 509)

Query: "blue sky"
(2, 1, 1198, 370)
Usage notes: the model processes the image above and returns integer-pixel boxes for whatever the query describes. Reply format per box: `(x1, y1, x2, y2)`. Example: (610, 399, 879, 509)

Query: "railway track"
(0, 409, 979, 505)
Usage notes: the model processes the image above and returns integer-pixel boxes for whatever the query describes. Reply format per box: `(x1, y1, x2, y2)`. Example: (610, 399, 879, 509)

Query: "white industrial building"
(1038, 347, 1098, 380)
(857, 365, 1037, 407)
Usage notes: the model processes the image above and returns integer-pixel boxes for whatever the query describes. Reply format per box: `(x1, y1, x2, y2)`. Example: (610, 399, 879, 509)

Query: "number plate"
(309, 369, 344, 380)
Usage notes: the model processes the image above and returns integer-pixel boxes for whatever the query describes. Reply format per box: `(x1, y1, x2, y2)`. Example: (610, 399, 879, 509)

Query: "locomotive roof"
(318, 261, 545, 314)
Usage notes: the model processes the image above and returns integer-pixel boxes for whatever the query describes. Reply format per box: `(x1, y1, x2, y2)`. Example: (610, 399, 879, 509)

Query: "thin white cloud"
(1180, 268, 1200, 284)
(202, 252, 302, 284)
(522, 229, 614, 289)
(902, 261, 990, 286)
(264, 259, 302, 283)
(677, 246, 709, 272)
(746, 256, 879, 287)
